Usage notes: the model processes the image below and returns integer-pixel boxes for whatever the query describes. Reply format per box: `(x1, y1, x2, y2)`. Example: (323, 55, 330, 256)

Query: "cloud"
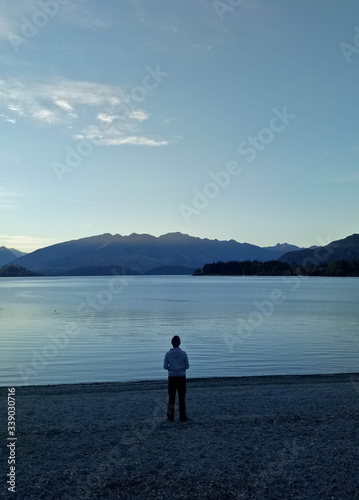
(0, 113, 16, 124)
(97, 113, 115, 123)
(0, 233, 56, 252)
(129, 110, 149, 121)
(55, 99, 74, 112)
(0, 187, 22, 210)
(76, 123, 168, 147)
(0, 1, 48, 41)
(162, 117, 176, 126)
(0, 1, 109, 43)
(0, 14, 14, 40)
(0, 78, 168, 146)
(62, 1, 111, 30)
(127, 0, 228, 53)
(0, 79, 83, 125)
(98, 136, 167, 147)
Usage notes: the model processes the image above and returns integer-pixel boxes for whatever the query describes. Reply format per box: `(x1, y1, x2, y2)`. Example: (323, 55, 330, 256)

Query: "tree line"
(193, 259, 359, 277)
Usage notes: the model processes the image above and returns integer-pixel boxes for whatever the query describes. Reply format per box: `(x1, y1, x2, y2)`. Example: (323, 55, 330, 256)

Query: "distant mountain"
(9, 248, 27, 258)
(264, 243, 303, 254)
(0, 264, 41, 277)
(0, 247, 26, 267)
(12, 232, 301, 275)
(280, 234, 359, 265)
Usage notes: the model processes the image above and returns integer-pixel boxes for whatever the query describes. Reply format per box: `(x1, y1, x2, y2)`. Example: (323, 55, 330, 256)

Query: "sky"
(0, 0, 358, 252)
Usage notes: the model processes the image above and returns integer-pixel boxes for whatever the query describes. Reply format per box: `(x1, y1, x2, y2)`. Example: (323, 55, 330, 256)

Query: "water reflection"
(0, 276, 358, 385)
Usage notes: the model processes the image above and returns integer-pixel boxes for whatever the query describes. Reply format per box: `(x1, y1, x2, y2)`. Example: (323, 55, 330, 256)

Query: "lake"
(1, 275, 359, 386)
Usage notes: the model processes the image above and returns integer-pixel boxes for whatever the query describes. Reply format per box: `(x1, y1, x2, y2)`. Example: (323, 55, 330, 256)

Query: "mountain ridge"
(0, 247, 27, 267)
(280, 234, 359, 265)
(4, 232, 358, 276)
(12, 232, 303, 275)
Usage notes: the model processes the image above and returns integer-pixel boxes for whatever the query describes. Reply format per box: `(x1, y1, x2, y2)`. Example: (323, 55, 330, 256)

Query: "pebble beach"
(3, 373, 359, 499)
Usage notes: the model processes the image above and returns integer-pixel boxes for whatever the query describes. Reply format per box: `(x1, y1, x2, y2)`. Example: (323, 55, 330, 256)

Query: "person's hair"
(171, 335, 181, 347)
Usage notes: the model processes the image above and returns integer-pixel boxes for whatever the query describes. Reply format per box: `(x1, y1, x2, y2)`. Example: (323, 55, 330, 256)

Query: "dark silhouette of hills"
(194, 259, 359, 277)
(0, 264, 42, 277)
(280, 234, 359, 265)
(5, 233, 358, 277)
(12, 232, 302, 276)
(195, 260, 293, 276)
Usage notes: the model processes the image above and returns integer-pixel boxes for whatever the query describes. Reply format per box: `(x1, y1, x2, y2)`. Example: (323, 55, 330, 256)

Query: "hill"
(0, 247, 26, 267)
(280, 234, 359, 265)
(194, 259, 359, 277)
(0, 264, 42, 277)
(12, 232, 302, 275)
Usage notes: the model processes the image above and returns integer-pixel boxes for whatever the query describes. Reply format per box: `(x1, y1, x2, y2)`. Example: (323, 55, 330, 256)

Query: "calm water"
(1, 275, 359, 386)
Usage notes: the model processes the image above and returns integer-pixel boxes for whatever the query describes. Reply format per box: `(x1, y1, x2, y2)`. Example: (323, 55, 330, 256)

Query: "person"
(163, 335, 189, 422)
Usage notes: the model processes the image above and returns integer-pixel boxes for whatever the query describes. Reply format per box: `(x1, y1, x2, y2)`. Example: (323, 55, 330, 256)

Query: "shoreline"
(10, 371, 359, 393)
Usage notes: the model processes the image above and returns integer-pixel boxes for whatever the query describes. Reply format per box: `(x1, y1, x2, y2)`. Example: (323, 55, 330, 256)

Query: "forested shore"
(194, 259, 359, 277)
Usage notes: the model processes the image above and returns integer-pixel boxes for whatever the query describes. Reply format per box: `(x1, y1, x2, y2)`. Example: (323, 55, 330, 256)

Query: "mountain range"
(1, 232, 358, 276)
(4, 232, 302, 275)
(0, 247, 27, 267)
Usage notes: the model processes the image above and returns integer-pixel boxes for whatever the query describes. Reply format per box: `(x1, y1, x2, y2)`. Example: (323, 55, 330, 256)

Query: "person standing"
(163, 336, 189, 422)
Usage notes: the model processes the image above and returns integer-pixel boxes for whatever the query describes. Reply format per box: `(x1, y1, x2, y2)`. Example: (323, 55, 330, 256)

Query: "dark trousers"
(167, 376, 186, 421)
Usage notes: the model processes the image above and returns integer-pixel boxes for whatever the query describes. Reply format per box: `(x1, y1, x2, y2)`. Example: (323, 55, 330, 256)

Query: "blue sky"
(0, 0, 358, 252)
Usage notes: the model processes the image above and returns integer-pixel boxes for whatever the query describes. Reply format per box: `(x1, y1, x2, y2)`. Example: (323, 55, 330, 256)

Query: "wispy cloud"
(0, 186, 22, 210)
(0, 78, 167, 147)
(62, 1, 110, 30)
(75, 124, 167, 147)
(0, 0, 49, 40)
(128, 0, 217, 53)
(129, 110, 149, 121)
(162, 117, 176, 127)
(0, 113, 16, 124)
(315, 145, 359, 160)
(97, 113, 116, 123)
(0, 233, 56, 252)
(0, 0, 109, 42)
(0, 14, 14, 41)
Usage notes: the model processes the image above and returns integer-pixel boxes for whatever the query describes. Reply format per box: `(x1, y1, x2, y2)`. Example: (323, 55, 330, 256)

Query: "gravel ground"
(2, 373, 359, 500)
